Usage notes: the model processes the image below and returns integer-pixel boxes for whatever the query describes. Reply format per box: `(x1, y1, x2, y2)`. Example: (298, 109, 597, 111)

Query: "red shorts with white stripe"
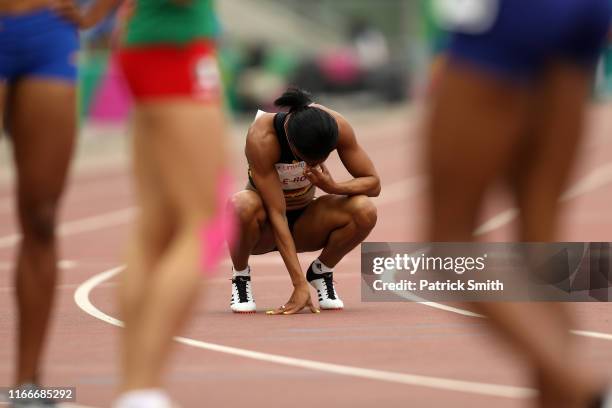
(118, 39, 222, 103)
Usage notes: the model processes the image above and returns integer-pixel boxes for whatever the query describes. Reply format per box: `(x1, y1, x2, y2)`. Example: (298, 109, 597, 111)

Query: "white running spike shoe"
(230, 275, 256, 313)
(306, 262, 344, 310)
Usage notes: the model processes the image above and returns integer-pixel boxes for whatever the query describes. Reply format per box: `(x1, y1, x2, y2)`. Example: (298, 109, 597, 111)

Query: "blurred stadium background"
(1, 3, 612, 406)
(1, 0, 611, 182)
(75, 0, 612, 123)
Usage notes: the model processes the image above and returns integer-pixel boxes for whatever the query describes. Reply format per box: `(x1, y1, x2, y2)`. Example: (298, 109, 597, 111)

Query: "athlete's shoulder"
(248, 110, 276, 144)
(246, 110, 279, 166)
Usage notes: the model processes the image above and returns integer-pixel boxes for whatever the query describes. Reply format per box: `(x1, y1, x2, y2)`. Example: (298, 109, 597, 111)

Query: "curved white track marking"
(74, 267, 125, 327)
(475, 161, 612, 236)
(74, 266, 536, 399)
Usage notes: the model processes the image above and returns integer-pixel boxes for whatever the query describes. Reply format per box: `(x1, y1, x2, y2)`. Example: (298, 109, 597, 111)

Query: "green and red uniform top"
(123, 0, 219, 46)
(118, 0, 222, 101)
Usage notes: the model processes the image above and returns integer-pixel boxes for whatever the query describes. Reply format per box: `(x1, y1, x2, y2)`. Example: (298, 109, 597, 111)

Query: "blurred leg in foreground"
(115, 1, 229, 405)
(427, 0, 612, 406)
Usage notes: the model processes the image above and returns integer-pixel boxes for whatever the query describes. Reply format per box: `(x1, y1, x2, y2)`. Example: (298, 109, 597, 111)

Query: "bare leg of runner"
(9, 78, 76, 384)
(120, 101, 227, 390)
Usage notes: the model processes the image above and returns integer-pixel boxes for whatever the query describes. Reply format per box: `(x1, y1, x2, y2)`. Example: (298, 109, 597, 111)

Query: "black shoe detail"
(232, 276, 251, 303)
(306, 262, 319, 282)
(307, 262, 337, 300)
(321, 272, 337, 300)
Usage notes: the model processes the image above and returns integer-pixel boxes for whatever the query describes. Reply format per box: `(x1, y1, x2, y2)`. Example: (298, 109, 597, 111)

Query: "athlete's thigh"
(292, 195, 353, 252)
(428, 64, 530, 197)
(131, 122, 175, 247)
(237, 190, 277, 255)
(509, 63, 591, 202)
(8, 78, 77, 204)
(135, 101, 227, 217)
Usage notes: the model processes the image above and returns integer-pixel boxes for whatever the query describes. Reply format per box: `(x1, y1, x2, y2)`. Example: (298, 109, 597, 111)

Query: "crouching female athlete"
(229, 87, 380, 314)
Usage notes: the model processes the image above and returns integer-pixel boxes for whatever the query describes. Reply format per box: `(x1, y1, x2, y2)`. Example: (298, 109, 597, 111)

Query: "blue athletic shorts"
(443, 0, 612, 80)
(0, 9, 79, 83)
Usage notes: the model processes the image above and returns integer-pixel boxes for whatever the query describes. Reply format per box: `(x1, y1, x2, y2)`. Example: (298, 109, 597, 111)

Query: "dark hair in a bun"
(274, 87, 338, 162)
(274, 87, 313, 113)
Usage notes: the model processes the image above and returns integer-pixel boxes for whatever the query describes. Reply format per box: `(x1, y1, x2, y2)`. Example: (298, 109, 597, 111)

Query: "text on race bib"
(275, 162, 311, 190)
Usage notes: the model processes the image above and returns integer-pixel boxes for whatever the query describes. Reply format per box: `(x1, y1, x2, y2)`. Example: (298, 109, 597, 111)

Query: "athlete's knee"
(347, 195, 377, 231)
(135, 213, 174, 255)
(229, 191, 264, 228)
(18, 200, 58, 244)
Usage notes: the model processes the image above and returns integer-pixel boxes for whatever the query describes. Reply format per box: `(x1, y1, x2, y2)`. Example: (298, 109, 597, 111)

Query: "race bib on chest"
(275, 162, 311, 191)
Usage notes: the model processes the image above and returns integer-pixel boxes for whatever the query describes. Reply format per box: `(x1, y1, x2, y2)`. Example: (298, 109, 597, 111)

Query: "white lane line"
(0, 176, 130, 216)
(396, 161, 612, 340)
(475, 161, 612, 236)
(570, 330, 612, 341)
(562, 162, 612, 201)
(0, 175, 422, 251)
(5, 158, 612, 396)
(404, 302, 612, 342)
(375, 175, 425, 205)
(0, 208, 135, 250)
(474, 209, 518, 236)
(74, 266, 536, 399)
(0, 258, 361, 292)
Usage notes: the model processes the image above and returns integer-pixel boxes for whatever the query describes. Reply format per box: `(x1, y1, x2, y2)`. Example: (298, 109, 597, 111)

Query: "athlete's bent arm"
(246, 131, 317, 314)
(311, 106, 381, 197)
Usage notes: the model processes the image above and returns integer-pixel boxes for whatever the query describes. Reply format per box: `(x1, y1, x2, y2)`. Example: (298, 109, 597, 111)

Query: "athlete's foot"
(307, 261, 344, 310)
(230, 269, 256, 313)
(10, 383, 56, 407)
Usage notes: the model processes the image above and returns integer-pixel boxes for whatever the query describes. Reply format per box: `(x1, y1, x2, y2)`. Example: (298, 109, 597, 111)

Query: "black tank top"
(248, 112, 314, 199)
(273, 112, 299, 164)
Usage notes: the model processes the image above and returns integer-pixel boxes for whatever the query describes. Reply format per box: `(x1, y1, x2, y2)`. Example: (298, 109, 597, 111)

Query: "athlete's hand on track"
(304, 163, 338, 194)
(0, 0, 52, 13)
(266, 282, 320, 315)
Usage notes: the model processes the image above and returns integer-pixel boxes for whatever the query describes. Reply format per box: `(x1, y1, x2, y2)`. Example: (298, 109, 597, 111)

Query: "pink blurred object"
(318, 49, 361, 84)
(89, 56, 132, 123)
(200, 171, 237, 276)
